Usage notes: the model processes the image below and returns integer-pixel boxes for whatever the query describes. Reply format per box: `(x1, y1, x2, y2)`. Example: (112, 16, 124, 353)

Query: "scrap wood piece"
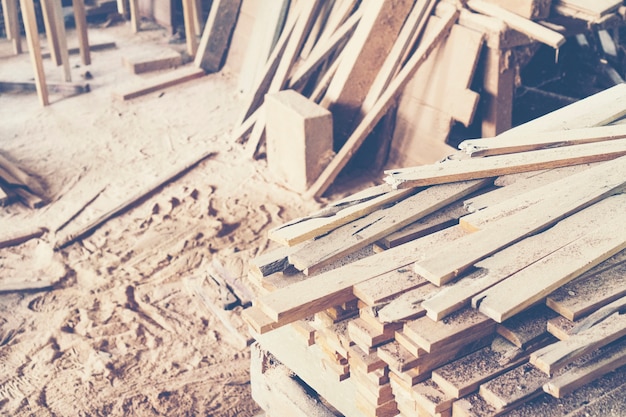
(123, 49, 182, 74)
(376, 283, 437, 324)
(353, 266, 429, 306)
(412, 157, 626, 287)
(54, 151, 217, 250)
(268, 184, 415, 246)
(543, 338, 626, 399)
(0, 227, 47, 249)
(113, 66, 206, 100)
(467, 0, 566, 48)
(305, 5, 458, 199)
(546, 255, 626, 321)
(289, 180, 491, 275)
(530, 312, 626, 375)
(473, 217, 626, 323)
(209, 258, 254, 307)
(193, 0, 242, 72)
(460, 124, 626, 157)
(480, 0, 552, 20)
(251, 225, 467, 331)
(248, 244, 299, 279)
(384, 138, 626, 189)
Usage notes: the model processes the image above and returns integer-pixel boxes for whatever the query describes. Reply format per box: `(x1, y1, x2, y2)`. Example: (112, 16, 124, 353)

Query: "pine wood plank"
(123, 49, 182, 74)
(40, 0, 61, 65)
(461, 125, 626, 157)
(248, 244, 299, 279)
(546, 254, 626, 321)
(412, 378, 454, 415)
(19, 0, 49, 106)
(270, 184, 415, 246)
(467, 0, 565, 48)
(474, 218, 626, 323)
(194, 0, 242, 72)
(384, 139, 626, 189)
(570, 295, 626, 334)
(254, 225, 466, 327)
(530, 313, 626, 375)
(376, 284, 436, 324)
(353, 267, 429, 306)
(305, 6, 458, 199)
(113, 67, 206, 100)
(52, 0, 71, 82)
(182, 0, 198, 56)
(289, 180, 489, 274)
(413, 157, 626, 287)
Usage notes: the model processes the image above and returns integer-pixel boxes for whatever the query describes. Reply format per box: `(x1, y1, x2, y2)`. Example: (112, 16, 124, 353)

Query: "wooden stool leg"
(19, 0, 49, 105)
(2, 0, 22, 54)
(40, 0, 61, 65)
(72, 0, 90, 65)
(52, 0, 72, 81)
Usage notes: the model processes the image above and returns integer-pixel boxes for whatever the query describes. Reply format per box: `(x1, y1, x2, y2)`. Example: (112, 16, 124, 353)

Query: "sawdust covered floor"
(0, 22, 333, 416)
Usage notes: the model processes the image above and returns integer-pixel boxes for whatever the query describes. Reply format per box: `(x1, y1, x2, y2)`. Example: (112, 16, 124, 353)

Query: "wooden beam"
(305, 6, 458, 199)
(412, 157, 626, 286)
(113, 66, 205, 100)
(473, 218, 626, 323)
(20, 0, 49, 105)
(384, 139, 626, 189)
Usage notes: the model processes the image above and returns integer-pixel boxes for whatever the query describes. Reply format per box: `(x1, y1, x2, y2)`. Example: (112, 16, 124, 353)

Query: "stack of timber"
(243, 83, 626, 417)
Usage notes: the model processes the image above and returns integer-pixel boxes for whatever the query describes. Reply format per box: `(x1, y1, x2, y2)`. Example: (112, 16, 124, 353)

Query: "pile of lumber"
(0, 153, 47, 208)
(243, 83, 626, 417)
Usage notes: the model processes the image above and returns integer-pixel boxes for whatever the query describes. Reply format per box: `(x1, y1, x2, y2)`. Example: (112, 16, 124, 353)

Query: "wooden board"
(497, 305, 557, 349)
(113, 67, 206, 100)
(353, 267, 429, 306)
(474, 217, 626, 323)
(194, 0, 243, 72)
(384, 139, 626, 189)
(376, 284, 436, 324)
(481, 0, 551, 19)
(477, 362, 548, 410)
(412, 157, 626, 287)
(72, 0, 90, 65)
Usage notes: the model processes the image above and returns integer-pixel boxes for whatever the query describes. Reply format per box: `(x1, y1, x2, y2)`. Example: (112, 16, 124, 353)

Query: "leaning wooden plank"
(182, 0, 199, 56)
(543, 338, 626, 398)
(40, 0, 61, 65)
(467, 0, 566, 48)
(19, 0, 49, 106)
(412, 157, 626, 286)
(194, 0, 242, 72)
(52, 0, 72, 82)
(546, 255, 626, 321)
(54, 152, 217, 250)
(460, 125, 626, 157)
(113, 67, 206, 100)
(530, 312, 626, 375)
(253, 225, 466, 329)
(305, 6, 458, 199)
(289, 180, 490, 274)
(268, 185, 416, 246)
(0, 227, 47, 249)
(384, 139, 626, 189)
(473, 218, 626, 323)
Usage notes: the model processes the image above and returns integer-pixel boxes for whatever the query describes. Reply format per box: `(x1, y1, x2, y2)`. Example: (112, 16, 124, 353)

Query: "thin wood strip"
(412, 156, 626, 287)
(384, 139, 626, 189)
(19, 0, 49, 106)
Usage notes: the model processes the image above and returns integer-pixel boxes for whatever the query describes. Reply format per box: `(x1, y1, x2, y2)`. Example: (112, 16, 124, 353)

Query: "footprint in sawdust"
(28, 292, 78, 313)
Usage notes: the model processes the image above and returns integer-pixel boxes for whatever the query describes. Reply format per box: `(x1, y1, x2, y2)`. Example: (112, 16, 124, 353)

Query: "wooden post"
(72, 0, 91, 65)
(128, 0, 140, 32)
(19, 0, 49, 106)
(40, 0, 62, 65)
(2, 0, 22, 54)
(52, 0, 72, 81)
(481, 47, 515, 137)
(182, 0, 198, 56)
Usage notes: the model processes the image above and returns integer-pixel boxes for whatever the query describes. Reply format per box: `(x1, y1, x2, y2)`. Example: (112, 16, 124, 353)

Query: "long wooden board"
(473, 217, 626, 323)
(194, 0, 242, 72)
(384, 138, 626, 189)
(412, 156, 626, 287)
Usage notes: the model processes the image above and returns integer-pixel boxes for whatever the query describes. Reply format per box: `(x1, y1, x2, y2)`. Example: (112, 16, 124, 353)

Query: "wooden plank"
(54, 151, 216, 250)
(546, 254, 626, 321)
(268, 184, 415, 246)
(467, 0, 566, 48)
(460, 125, 626, 157)
(320, 0, 415, 146)
(481, 0, 552, 19)
(497, 304, 557, 349)
(543, 338, 626, 398)
(530, 313, 626, 375)
(194, 0, 243, 72)
(477, 362, 547, 410)
(72, 0, 90, 65)
(305, 6, 458, 199)
(570, 295, 626, 334)
(19, 0, 49, 106)
(253, 225, 467, 329)
(376, 284, 436, 324)
(113, 67, 205, 100)
(289, 180, 490, 275)
(354, 267, 429, 306)
(473, 218, 626, 323)
(123, 49, 182, 74)
(412, 158, 626, 287)
(480, 45, 515, 137)
(248, 244, 298, 279)
(0, 153, 46, 198)
(0, 227, 47, 249)
(128, 0, 139, 32)
(384, 139, 626, 190)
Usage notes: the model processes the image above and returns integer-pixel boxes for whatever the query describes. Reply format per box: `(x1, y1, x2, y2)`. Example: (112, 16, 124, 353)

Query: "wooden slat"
(40, 0, 61, 65)
(530, 312, 626, 375)
(412, 157, 626, 287)
(467, 0, 566, 48)
(473, 218, 626, 323)
(253, 225, 466, 329)
(194, 0, 242, 72)
(289, 180, 489, 275)
(305, 6, 458, 199)
(113, 67, 206, 100)
(481, 0, 551, 19)
(376, 284, 436, 324)
(19, 0, 49, 106)
(460, 125, 626, 157)
(384, 139, 626, 189)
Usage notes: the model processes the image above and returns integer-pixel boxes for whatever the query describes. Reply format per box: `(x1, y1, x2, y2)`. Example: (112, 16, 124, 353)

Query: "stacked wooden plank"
(0, 153, 47, 208)
(244, 83, 626, 417)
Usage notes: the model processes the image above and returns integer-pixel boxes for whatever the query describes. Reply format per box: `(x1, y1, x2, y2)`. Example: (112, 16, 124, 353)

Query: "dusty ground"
(0, 21, 355, 416)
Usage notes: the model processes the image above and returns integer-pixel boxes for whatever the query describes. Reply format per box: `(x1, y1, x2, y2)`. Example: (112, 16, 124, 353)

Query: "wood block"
(123, 48, 182, 74)
(547, 315, 576, 341)
(194, 0, 243, 72)
(482, 0, 552, 19)
(265, 89, 333, 193)
(348, 318, 396, 350)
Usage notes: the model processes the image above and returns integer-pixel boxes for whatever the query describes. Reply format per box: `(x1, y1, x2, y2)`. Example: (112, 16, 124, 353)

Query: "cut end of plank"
(413, 262, 456, 287)
(241, 305, 280, 335)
